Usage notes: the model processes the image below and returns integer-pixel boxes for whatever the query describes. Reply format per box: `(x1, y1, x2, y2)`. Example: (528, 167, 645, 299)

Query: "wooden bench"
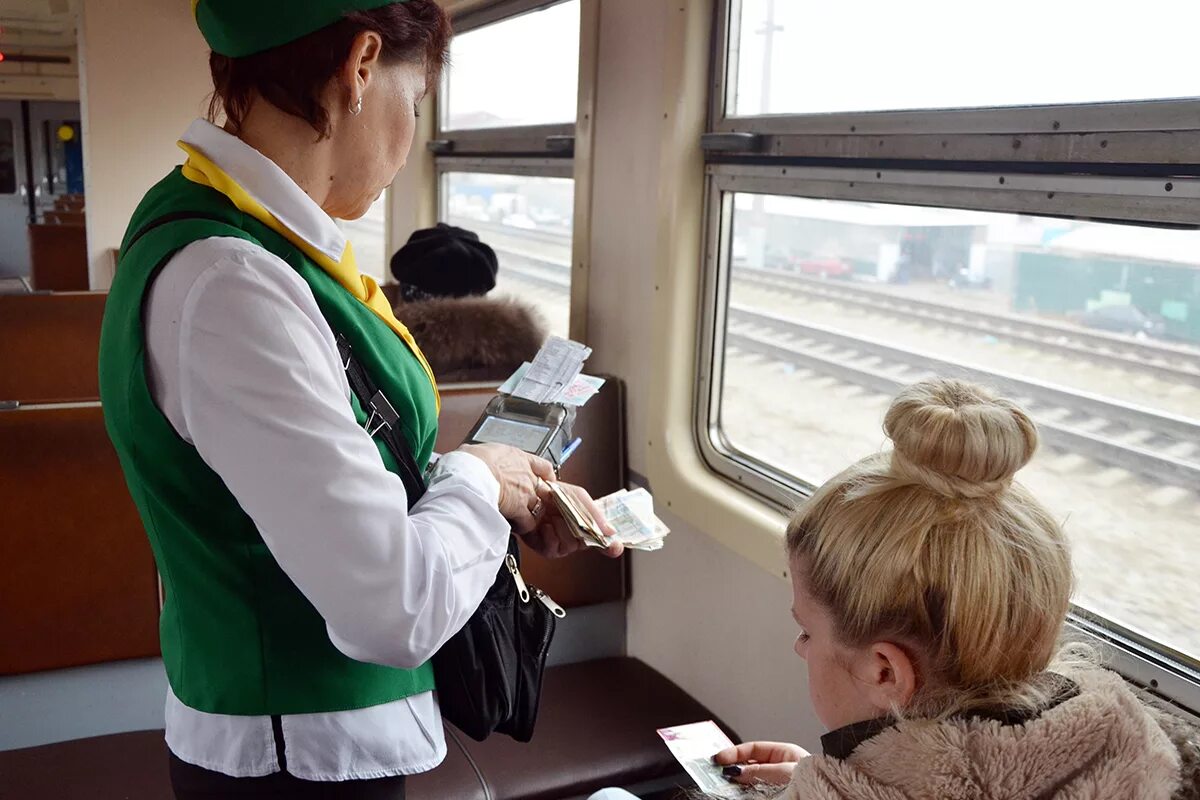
(0, 405, 161, 675)
(28, 223, 89, 292)
(1, 292, 158, 676)
(0, 292, 105, 405)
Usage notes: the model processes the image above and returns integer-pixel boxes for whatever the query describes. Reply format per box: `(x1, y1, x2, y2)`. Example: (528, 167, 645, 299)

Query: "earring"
(350, 97, 363, 116)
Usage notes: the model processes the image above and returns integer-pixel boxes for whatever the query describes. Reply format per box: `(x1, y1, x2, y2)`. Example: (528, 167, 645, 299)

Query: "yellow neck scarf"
(178, 141, 439, 411)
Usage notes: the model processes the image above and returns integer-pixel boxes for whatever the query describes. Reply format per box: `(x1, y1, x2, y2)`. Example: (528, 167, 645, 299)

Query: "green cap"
(193, 0, 406, 58)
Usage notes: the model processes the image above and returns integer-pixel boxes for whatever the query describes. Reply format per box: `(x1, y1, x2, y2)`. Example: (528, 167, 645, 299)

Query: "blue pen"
(559, 437, 583, 466)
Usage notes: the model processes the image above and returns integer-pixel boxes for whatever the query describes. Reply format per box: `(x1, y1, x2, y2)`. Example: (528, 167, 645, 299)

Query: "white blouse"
(142, 119, 512, 781)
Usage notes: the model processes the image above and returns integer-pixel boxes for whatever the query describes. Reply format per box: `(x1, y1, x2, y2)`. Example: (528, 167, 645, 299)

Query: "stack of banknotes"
(546, 484, 669, 552)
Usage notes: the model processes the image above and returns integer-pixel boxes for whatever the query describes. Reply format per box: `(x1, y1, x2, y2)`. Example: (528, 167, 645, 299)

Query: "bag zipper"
(506, 554, 567, 618)
(506, 554, 530, 602)
(532, 587, 567, 619)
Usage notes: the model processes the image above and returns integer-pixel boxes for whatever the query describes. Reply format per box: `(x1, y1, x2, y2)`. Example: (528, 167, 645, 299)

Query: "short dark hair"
(207, 0, 451, 140)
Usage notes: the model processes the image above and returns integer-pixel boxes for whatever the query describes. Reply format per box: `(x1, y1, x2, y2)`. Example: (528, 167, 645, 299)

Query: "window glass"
(0, 119, 16, 195)
(342, 191, 389, 284)
(442, 171, 573, 339)
(718, 192, 1200, 663)
(442, 1, 580, 130)
(728, 0, 1200, 117)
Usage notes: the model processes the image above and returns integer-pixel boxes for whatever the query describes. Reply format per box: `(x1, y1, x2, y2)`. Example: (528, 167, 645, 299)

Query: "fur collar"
(394, 296, 548, 384)
(782, 668, 1191, 799)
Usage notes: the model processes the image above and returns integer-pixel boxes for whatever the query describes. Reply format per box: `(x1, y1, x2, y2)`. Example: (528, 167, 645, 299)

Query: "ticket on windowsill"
(499, 362, 604, 408)
(509, 337, 592, 403)
(657, 721, 745, 798)
(558, 373, 606, 407)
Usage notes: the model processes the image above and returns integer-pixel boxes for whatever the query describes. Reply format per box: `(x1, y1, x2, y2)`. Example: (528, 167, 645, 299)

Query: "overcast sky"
(442, 0, 1200, 123)
(444, 0, 580, 128)
(732, 0, 1200, 115)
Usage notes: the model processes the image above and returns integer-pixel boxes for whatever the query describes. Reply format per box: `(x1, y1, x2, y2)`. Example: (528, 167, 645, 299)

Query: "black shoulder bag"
(336, 334, 562, 743)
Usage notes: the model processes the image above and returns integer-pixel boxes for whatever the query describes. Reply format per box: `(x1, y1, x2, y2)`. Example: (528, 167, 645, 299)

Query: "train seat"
(423, 657, 739, 800)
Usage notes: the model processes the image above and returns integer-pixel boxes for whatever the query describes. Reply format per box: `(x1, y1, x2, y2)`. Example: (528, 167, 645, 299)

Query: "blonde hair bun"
(883, 378, 1038, 499)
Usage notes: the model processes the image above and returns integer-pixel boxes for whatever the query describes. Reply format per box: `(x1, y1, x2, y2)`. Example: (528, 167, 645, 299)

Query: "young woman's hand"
(522, 481, 624, 560)
(457, 443, 555, 534)
(712, 741, 811, 786)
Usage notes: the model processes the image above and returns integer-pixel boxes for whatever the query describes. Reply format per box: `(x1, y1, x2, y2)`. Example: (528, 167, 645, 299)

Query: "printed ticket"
(657, 721, 744, 798)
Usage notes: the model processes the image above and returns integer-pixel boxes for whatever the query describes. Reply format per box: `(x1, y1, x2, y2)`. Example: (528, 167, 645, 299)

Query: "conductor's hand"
(712, 741, 810, 787)
(458, 443, 555, 534)
(523, 482, 624, 560)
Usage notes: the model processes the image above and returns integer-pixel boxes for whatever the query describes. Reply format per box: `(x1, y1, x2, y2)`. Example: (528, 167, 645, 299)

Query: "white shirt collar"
(180, 119, 347, 263)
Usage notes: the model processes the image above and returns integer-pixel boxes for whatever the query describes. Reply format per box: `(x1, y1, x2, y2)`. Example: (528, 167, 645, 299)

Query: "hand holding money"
(544, 482, 670, 553)
(521, 481, 623, 559)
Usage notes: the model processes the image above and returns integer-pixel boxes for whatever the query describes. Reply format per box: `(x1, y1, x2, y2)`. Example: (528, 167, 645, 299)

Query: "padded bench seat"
(0, 657, 737, 800)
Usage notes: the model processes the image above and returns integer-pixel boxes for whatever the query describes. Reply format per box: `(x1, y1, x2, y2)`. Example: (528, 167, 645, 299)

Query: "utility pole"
(758, 0, 779, 116)
(749, 0, 781, 270)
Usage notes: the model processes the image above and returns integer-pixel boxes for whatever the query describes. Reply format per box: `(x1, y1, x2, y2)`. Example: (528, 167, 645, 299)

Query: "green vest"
(98, 168, 439, 715)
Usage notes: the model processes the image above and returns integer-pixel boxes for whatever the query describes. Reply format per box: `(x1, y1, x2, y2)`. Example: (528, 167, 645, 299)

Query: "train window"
(341, 191, 389, 284)
(0, 119, 15, 194)
(703, 0, 1200, 699)
(434, 0, 583, 341)
(440, 0, 580, 131)
(724, 0, 1200, 118)
(440, 170, 573, 339)
(706, 188, 1200, 667)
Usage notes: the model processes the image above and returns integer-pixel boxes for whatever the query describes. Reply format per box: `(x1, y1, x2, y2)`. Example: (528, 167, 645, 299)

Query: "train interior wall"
(3, 0, 825, 754)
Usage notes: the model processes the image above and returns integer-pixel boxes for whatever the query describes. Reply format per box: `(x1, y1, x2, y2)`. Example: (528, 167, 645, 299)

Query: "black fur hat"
(390, 223, 499, 300)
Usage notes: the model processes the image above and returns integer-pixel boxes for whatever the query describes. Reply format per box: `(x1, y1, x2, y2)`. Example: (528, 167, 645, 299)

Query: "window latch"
(701, 132, 765, 154)
(545, 135, 575, 155)
(427, 139, 454, 154)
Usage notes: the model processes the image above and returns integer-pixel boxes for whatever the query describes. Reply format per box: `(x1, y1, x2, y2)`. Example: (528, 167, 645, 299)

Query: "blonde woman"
(593, 378, 1198, 800)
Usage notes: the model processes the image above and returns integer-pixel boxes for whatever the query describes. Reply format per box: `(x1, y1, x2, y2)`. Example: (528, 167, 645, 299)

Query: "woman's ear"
(340, 30, 384, 108)
(856, 642, 919, 714)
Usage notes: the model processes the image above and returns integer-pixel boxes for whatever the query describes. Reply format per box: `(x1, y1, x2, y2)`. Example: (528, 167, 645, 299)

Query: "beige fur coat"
(781, 668, 1192, 799)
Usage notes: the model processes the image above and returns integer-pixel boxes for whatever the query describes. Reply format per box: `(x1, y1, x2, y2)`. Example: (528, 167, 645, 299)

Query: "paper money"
(544, 484, 670, 552)
(596, 489, 667, 550)
(546, 482, 610, 549)
(593, 488, 669, 551)
(657, 721, 744, 798)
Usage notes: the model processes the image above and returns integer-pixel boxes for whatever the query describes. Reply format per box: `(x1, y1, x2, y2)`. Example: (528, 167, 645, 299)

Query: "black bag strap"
(335, 333, 428, 510)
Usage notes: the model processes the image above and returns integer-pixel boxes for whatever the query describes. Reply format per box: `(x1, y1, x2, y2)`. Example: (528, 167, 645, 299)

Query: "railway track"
(495, 251, 572, 291)
(484, 232, 1200, 386)
(734, 266, 1200, 387)
(449, 217, 572, 248)
(499, 255, 1200, 488)
(727, 305, 1200, 490)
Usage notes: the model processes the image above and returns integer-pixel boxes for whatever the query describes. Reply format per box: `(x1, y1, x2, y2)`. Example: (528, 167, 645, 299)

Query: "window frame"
(696, 164, 1200, 511)
(434, 0, 592, 342)
(708, 0, 1200, 166)
(436, 0, 582, 153)
(700, 0, 1200, 713)
(696, 166, 1200, 712)
(436, 157, 575, 181)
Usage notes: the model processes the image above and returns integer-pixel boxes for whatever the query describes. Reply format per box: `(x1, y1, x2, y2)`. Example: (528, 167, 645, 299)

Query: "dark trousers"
(169, 754, 407, 799)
